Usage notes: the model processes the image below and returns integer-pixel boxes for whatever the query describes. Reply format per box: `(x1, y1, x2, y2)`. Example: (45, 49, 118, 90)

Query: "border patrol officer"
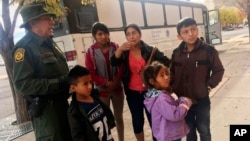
(13, 3, 72, 141)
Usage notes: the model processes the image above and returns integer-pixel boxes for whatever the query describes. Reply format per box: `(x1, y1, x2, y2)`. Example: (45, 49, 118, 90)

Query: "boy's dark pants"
(185, 96, 211, 141)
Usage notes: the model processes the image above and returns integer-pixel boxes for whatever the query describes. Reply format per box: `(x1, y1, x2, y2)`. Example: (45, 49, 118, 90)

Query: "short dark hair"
(141, 61, 167, 89)
(124, 23, 141, 35)
(176, 17, 197, 34)
(91, 22, 109, 37)
(68, 65, 90, 85)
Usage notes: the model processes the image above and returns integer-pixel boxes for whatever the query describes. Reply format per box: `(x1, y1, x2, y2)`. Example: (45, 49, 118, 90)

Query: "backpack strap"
(203, 43, 215, 67)
(87, 44, 96, 70)
(202, 44, 215, 79)
(204, 43, 215, 57)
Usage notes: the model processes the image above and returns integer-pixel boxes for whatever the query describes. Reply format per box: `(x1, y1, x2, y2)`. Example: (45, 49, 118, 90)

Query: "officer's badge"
(14, 48, 25, 62)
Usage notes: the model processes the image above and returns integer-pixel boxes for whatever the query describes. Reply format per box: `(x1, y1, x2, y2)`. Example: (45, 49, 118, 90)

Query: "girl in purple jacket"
(142, 61, 192, 141)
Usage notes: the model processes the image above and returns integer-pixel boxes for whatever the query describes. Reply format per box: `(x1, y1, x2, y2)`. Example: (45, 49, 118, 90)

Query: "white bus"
(53, 0, 222, 68)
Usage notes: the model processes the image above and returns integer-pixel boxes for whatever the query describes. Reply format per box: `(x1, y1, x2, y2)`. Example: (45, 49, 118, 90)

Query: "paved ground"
(1, 34, 250, 141)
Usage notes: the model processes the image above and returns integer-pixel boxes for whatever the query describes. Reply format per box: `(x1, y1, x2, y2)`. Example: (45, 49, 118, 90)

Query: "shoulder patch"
(14, 48, 25, 62)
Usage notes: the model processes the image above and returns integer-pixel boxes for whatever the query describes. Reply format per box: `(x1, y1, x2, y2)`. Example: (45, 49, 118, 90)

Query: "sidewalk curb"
(209, 77, 230, 98)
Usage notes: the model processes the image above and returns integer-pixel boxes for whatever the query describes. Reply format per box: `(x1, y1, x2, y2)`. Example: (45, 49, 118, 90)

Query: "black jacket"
(111, 40, 171, 93)
(67, 92, 115, 141)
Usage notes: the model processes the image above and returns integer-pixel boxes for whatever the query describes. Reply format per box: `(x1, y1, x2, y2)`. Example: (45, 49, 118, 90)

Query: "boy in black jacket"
(67, 65, 115, 141)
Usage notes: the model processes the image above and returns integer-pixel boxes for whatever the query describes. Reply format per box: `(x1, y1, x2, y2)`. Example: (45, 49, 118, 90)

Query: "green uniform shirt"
(13, 31, 73, 140)
(13, 31, 69, 96)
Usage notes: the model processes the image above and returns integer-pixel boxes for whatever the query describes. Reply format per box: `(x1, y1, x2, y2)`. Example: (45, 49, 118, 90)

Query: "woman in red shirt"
(111, 23, 170, 141)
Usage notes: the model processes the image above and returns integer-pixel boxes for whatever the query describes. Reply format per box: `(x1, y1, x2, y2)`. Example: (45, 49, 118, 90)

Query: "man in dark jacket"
(170, 17, 224, 141)
(12, 3, 72, 141)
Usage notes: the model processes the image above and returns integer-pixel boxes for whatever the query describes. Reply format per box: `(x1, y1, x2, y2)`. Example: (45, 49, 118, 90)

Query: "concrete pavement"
(209, 34, 250, 141)
(2, 34, 250, 141)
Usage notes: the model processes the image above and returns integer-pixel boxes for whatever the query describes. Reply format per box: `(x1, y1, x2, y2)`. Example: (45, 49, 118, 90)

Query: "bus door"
(77, 36, 94, 67)
(55, 39, 77, 69)
(207, 10, 222, 45)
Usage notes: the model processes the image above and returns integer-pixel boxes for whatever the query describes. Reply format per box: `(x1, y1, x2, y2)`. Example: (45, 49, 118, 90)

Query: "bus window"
(209, 10, 219, 26)
(55, 0, 222, 67)
(53, 21, 62, 29)
(75, 5, 98, 31)
(124, 1, 144, 26)
(181, 6, 193, 18)
(193, 8, 203, 24)
(165, 5, 180, 25)
(77, 11, 94, 27)
(145, 3, 164, 26)
(96, 0, 123, 28)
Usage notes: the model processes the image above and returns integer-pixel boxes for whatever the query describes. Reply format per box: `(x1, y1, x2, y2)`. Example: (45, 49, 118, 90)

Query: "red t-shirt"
(128, 52, 147, 91)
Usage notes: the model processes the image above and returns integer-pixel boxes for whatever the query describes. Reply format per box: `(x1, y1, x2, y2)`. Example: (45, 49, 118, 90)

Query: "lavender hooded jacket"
(144, 89, 191, 141)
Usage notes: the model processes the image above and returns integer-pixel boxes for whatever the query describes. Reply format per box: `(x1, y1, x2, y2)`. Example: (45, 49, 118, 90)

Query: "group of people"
(12, 3, 224, 141)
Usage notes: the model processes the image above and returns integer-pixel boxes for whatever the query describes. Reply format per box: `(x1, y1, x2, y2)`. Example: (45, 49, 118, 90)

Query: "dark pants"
(32, 100, 72, 141)
(125, 89, 152, 133)
(125, 89, 157, 141)
(185, 96, 211, 141)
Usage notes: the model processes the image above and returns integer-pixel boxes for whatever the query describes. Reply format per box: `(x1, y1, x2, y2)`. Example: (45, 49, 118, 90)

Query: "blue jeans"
(185, 96, 211, 141)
